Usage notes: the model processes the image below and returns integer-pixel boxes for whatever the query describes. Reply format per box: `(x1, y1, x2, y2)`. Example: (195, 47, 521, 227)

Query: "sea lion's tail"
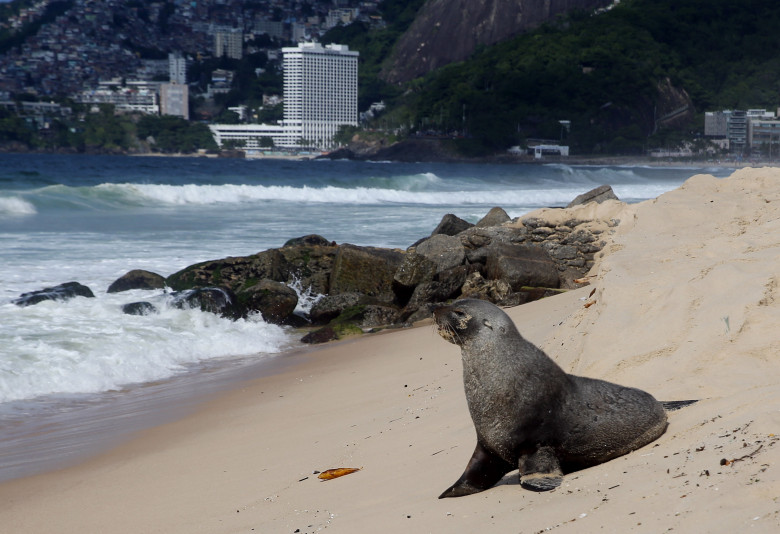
(660, 400, 698, 411)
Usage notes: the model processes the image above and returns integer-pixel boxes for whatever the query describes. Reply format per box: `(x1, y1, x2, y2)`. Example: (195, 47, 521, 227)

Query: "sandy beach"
(2, 167, 780, 533)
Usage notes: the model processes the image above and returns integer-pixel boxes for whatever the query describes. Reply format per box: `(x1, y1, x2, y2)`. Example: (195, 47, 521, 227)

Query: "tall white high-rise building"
(168, 53, 187, 85)
(282, 42, 358, 149)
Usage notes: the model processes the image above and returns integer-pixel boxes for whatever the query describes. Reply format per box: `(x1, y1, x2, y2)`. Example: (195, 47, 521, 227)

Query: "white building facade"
(160, 83, 189, 119)
(282, 42, 358, 149)
(208, 123, 302, 153)
(168, 53, 187, 85)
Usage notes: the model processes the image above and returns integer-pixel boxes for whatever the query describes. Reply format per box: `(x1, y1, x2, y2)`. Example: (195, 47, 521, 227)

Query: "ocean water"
(0, 153, 732, 479)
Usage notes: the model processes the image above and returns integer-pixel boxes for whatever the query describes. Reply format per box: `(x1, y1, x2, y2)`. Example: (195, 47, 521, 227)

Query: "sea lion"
(434, 298, 675, 498)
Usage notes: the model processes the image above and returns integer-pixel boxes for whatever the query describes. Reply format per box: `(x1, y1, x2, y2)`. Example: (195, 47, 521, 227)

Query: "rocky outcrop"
(235, 279, 298, 324)
(566, 185, 619, 208)
(14, 282, 95, 307)
(166, 234, 339, 297)
(431, 213, 474, 236)
(328, 245, 404, 301)
(170, 287, 242, 319)
(476, 206, 511, 227)
(103, 186, 618, 342)
(382, 0, 614, 83)
(485, 245, 559, 290)
(13, 183, 619, 345)
(122, 301, 157, 316)
(107, 269, 166, 293)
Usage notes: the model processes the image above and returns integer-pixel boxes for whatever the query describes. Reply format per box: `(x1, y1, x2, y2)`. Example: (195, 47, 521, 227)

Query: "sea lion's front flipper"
(439, 441, 513, 498)
(519, 446, 563, 492)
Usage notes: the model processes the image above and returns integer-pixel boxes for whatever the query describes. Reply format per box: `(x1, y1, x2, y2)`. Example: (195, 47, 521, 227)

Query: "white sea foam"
(0, 293, 290, 404)
(62, 182, 597, 208)
(1, 156, 729, 406)
(0, 196, 36, 216)
(289, 277, 324, 316)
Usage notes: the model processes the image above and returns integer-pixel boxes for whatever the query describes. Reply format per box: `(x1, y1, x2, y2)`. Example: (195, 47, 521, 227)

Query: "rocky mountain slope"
(381, 0, 613, 83)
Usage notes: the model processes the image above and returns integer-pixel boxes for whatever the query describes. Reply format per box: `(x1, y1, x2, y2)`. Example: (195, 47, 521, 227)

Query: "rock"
(309, 292, 365, 325)
(360, 305, 401, 328)
(404, 302, 439, 324)
(301, 326, 338, 344)
(283, 234, 336, 247)
(14, 282, 95, 307)
(460, 271, 513, 303)
(415, 234, 465, 272)
(399, 264, 479, 318)
(236, 279, 299, 324)
(485, 245, 560, 290)
(460, 226, 528, 263)
(476, 206, 511, 227)
(329, 244, 404, 300)
(431, 213, 474, 236)
(546, 244, 579, 261)
(171, 287, 241, 319)
(122, 301, 158, 316)
(107, 270, 166, 293)
(166, 239, 339, 296)
(392, 252, 438, 305)
(566, 185, 619, 207)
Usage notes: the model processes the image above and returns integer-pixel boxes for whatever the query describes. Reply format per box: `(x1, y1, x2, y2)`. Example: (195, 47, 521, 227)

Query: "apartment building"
(214, 29, 243, 60)
(281, 42, 358, 149)
(706, 109, 780, 153)
(160, 83, 189, 119)
(169, 53, 187, 85)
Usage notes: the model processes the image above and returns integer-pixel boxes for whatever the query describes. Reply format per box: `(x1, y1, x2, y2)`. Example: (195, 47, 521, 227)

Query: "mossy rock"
(332, 322, 365, 338)
(236, 279, 298, 324)
(329, 244, 404, 300)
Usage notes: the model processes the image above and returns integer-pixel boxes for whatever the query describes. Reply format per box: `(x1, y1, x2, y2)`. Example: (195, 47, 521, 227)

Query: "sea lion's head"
(433, 299, 512, 346)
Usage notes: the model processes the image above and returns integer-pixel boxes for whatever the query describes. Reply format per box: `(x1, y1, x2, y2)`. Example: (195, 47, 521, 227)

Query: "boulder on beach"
(430, 213, 473, 236)
(122, 301, 158, 316)
(328, 244, 404, 301)
(107, 270, 166, 293)
(485, 244, 560, 290)
(170, 287, 241, 319)
(566, 184, 619, 208)
(13, 281, 95, 307)
(235, 279, 298, 324)
(476, 206, 511, 227)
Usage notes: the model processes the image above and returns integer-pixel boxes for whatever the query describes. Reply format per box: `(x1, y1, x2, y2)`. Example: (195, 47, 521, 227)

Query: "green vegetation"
(322, 0, 426, 110)
(136, 115, 218, 153)
(0, 104, 217, 154)
(187, 50, 284, 119)
(4, 0, 780, 157)
(395, 0, 780, 155)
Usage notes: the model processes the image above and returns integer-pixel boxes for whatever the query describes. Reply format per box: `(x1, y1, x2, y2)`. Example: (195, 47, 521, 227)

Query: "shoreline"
(0, 341, 321, 484)
(2, 167, 780, 532)
(2, 145, 771, 167)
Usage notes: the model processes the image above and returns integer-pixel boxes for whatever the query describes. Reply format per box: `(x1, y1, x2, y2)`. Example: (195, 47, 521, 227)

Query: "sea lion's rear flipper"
(661, 399, 698, 411)
(439, 442, 513, 498)
(519, 446, 563, 492)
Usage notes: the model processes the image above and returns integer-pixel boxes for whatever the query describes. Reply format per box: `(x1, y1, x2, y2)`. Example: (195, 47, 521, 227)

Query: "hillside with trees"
(335, 0, 780, 156)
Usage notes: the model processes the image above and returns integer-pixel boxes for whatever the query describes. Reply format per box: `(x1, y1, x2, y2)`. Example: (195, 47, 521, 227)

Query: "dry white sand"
(1, 168, 779, 533)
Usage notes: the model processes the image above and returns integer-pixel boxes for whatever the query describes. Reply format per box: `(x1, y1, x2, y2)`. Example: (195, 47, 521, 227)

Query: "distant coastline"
(0, 138, 770, 168)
